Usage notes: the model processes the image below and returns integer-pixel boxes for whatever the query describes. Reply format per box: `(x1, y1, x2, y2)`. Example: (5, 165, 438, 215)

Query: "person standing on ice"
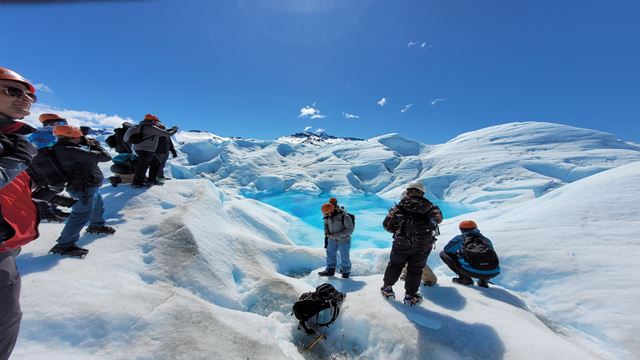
(398, 190, 439, 287)
(381, 182, 443, 305)
(28, 113, 72, 223)
(149, 122, 177, 185)
(123, 114, 177, 188)
(48, 125, 115, 257)
(318, 201, 354, 279)
(440, 220, 500, 288)
(0, 66, 40, 359)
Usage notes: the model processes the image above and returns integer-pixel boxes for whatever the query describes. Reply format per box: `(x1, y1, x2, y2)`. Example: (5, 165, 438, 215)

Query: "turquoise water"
(253, 193, 475, 250)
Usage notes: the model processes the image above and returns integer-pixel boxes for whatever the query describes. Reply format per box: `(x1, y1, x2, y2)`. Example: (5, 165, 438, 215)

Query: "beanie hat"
(144, 114, 159, 122)
(321, 203, 335, 215)
(329, 197, 338, 205)
(459, 220, 478, 231)
(406, 182, 425, 193)
(39, 113, 65, 124)
(53, 125, 83, 138)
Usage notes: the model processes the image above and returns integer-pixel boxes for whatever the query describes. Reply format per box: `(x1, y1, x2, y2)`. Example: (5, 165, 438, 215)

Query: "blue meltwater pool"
(253, 193, 475, 250)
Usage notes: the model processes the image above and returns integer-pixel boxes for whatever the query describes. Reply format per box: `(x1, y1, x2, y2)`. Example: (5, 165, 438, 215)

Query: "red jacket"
(0, 121, 39, 252)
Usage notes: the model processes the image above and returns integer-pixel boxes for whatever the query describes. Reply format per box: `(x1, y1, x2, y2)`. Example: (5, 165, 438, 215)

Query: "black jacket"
(52, 139, 111, 191)
(383, 196, 443, 251)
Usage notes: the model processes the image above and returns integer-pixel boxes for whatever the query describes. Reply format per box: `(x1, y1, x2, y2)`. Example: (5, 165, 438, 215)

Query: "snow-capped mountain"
(167, 122, 640, 208)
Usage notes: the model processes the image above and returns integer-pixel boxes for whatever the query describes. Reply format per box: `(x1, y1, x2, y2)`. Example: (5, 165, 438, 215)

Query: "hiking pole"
(305, 332, 326, 352)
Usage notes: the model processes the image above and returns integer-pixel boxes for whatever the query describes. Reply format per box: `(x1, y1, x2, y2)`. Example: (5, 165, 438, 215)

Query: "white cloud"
(377, 97, 388, 106)
(400, 104, 413, 113)
(409, 41, 432, 49)
(22, 103, 134, 129)
(299, 104, 325, 119)
(33, 83, 53, 93)
(303, 126, 313, 132)
(431, 98, 445, 106)
(314, 128, 326, 135)
(408, 41, 420, 48)
(342, 112, 360, 119)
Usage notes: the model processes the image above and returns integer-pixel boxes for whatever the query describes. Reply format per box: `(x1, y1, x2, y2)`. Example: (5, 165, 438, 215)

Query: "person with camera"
(380, 182, 443, 305)
(49, 125, 114, 257)
(0, 66, 40, 359)
(123, 114, 178, 188)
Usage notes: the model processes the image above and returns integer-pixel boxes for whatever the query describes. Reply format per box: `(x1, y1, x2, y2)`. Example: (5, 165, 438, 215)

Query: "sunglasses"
(3, 86, 37, 102)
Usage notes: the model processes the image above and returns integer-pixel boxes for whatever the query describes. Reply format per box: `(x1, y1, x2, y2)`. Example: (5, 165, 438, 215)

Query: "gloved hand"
(170, 149, 178, 158)
(50, 195, 78, 207)
(1, 134, 37, 165)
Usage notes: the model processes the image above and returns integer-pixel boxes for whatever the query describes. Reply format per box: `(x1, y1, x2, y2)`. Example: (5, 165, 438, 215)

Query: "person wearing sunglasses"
(0, 66, 40, 360)
(28, 113, 73, 223)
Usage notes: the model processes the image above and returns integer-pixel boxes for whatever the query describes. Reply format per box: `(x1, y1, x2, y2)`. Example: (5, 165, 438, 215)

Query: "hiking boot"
(86, 225, 116, 235)
(155, 177, 166, 185)
(423, 281, 436, 287)
(381, 286, 395, 299)
(53, 208, 70, 219)
(452, 276, 474, 286)
(109, 176, 122, 187)
(477, 279, 490, 288)
(341, 272, 350, 279)
(403, 292, 423, 306)
(318, 268, 335, 277)
(49, 244, 89, 257)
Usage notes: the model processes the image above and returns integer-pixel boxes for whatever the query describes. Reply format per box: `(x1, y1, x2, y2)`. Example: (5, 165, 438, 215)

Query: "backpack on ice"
(27, 147, 67, 187)
(292, 283, 345, 334)
(460, 234, 499, 271)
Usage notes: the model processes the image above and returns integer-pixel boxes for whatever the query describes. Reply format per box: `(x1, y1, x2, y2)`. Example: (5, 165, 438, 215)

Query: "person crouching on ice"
(49, 125, 115, 257)
(440, 220, 500, 288)
(318, 202, 354, 279)
(380, 182, 443, 305)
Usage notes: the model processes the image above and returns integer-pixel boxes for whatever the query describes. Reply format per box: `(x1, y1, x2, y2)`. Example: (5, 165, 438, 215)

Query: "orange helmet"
(39, 113, 65, 124)
(321, 203, 335, 215)
(144, 113, 159, 122)
(53, 125, 83, 138)
(0, 66, 35, 93)
(329, 197, 338, 205)
(459, 220, 478, 230)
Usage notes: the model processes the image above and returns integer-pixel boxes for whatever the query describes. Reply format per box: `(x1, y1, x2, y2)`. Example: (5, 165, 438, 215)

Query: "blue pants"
(56, 186, 105, 247)
(326, 239, 351, 274)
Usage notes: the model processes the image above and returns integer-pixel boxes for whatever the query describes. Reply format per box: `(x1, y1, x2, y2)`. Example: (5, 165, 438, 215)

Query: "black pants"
(0, 251, 21, 360)
(439, 251, 496, 281)
(383, 246, 430, 296)
(132, 150, 159, 185)
(156, 153, 169, 179)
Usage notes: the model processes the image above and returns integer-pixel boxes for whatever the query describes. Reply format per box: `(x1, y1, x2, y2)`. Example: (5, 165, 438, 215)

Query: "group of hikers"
(0, 66, 180, 359)
(1, 65, 500, 357)
(318, 182, 500, 306)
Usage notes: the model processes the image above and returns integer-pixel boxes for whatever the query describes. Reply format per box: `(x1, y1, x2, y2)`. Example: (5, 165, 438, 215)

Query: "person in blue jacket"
(440, 220, 500, 288)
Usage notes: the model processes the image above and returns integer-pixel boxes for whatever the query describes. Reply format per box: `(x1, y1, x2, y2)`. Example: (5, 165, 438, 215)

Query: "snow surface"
(12, 121, 640, 359)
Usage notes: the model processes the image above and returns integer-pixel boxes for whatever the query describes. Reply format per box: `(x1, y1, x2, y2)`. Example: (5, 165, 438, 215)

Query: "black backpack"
(105, 134, 118, 148)
(127, 125, 145, 145)
(27, 147, 67, 187)
(341, 212, 356, 231)
(292, 283, 346, 334)
(460, 234, 499, 271)
(395, 206, 437, 248)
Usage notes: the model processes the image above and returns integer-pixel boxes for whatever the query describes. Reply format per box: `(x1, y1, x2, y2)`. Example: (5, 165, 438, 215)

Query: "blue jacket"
(444, 228, 500, 275)
(28, 126, 56, 150)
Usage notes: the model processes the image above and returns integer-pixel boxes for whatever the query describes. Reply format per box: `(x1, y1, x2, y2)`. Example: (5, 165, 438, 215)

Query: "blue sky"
(2, 0, 639, 143)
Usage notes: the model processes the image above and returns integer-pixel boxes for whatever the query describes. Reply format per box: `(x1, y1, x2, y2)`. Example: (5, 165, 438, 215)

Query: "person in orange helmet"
(0, 66, 40, 359)
(48, 125, 115, 257)
(440, 220, 500, 288)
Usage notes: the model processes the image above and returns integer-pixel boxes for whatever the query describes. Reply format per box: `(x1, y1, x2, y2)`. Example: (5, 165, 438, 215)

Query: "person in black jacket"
(149, 122, 177, 184)
(49, 125, 115, 257)
(380, 182, 443, 305)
